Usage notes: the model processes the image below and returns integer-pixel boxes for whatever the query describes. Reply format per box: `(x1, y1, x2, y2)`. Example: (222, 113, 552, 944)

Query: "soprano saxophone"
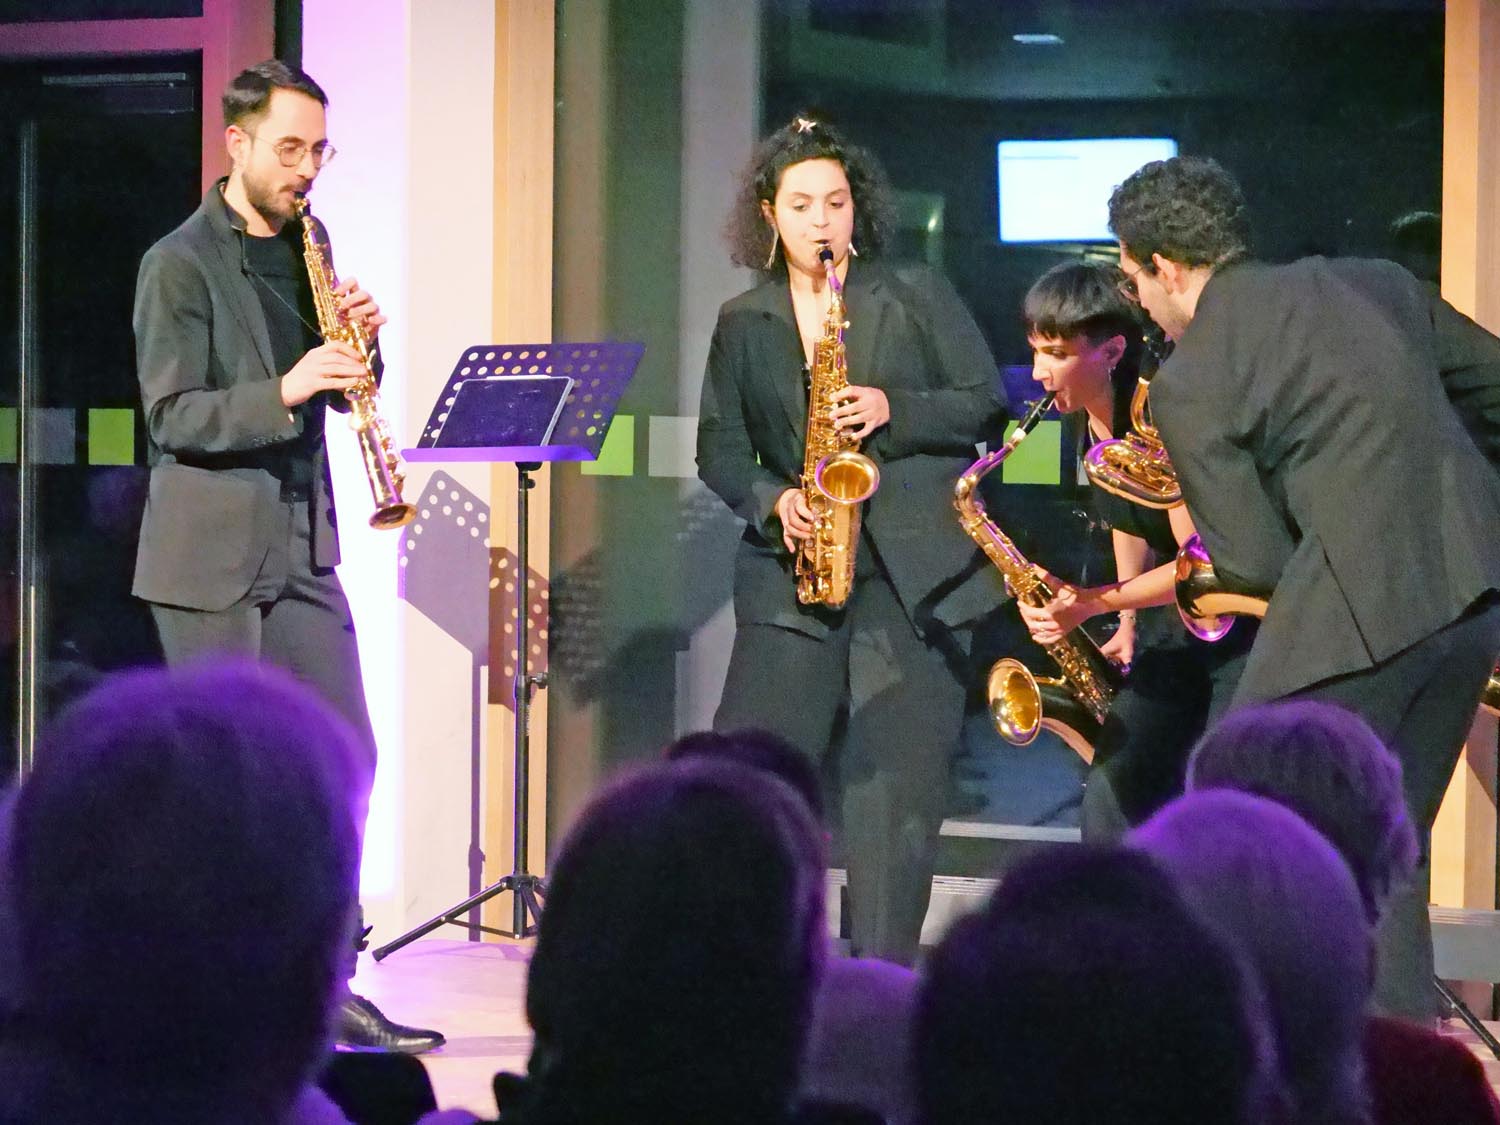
(795, 246, 880, 608)
(295, 197, 416, 530)
(954, 394, 1122, 763)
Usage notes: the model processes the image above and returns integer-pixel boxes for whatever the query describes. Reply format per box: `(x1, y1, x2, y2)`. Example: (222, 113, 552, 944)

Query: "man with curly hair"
(1106, 155, 1500, 1020)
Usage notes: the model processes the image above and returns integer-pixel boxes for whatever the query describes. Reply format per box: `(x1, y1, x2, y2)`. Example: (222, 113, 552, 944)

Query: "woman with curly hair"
(696, 115, 1006, 965)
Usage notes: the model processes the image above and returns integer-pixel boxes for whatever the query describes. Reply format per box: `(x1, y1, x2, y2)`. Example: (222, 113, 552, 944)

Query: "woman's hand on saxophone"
(1098, 617, 1136, 669)
(281, 342, 367, 407)
(776, 487, 817, 553)
(335, 276, 388, 338)
(830, 385, 890, 439)
(1018, 584, 1101, 647)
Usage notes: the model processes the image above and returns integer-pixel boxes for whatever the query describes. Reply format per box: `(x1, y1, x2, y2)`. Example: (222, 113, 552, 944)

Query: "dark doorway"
(1, 55, 201, 780)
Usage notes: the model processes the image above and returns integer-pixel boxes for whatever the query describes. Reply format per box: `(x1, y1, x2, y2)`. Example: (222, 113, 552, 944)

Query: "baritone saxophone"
(795, 246, 880, 608)
(295, 197, 416, 530)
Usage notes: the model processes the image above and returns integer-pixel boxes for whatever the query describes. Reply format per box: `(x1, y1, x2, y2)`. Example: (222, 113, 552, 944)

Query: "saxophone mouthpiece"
(1021, 392, 1057, 431)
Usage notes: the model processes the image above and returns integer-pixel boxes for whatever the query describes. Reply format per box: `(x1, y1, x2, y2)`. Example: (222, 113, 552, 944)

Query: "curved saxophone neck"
(1128, 376, 1156, 442)
(954, 393, 1055, 515)
(818, 246, 846, 338)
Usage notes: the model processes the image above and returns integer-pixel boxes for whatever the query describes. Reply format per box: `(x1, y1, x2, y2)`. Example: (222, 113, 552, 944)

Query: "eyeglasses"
(1117, 260, 1154, 304)
(249, 132, 337, 170)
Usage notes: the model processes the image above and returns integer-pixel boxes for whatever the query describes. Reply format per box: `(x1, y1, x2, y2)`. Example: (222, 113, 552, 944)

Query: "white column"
(303, 0, 496, 940)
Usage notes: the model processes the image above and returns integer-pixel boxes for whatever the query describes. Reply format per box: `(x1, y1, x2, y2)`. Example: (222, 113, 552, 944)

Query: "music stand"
(373, 341, 641, 957)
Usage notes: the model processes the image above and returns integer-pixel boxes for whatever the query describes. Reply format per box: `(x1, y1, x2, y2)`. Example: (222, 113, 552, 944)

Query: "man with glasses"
(1107, 154, 1500, 1022)
(132, 60, 443, 1053)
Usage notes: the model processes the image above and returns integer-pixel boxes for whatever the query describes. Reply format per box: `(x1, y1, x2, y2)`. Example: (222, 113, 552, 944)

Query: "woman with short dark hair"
(1016, 260, 1252, 838)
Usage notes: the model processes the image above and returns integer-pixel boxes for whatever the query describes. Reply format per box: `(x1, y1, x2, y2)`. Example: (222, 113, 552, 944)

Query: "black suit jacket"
(132, 182, 356, 611)
(1151, 257, 1500, 702)
(697, 260, 1008, 642)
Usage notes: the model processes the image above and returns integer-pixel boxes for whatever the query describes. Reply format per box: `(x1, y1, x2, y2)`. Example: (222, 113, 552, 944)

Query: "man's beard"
(243, 168, 299, 228)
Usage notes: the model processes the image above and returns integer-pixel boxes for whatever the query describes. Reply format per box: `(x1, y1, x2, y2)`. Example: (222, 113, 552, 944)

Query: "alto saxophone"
(295, 197, 416, 530)
(954, 394, 1122, 763)
(1083, 331, 1182, 509)
(795, 246, 880, 608)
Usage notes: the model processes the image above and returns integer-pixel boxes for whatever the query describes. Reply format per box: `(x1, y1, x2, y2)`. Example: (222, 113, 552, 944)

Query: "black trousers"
(147, 499, 375, 986)
(714, 571, 965, 966)
(1081, 627, 1252, 842)
(148, 499, 377, 769)
(1271, 601, 1500, 1020)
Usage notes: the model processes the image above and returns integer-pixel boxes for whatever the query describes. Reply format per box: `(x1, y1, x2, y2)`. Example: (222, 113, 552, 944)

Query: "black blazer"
(1151, 257, 1500, 703)
(132, 181, 356, 611)
(697, 260, 1008, 642)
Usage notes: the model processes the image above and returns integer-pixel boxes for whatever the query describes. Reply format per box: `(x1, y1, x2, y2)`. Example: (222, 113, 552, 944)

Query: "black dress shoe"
(337, 993, 446, 1054)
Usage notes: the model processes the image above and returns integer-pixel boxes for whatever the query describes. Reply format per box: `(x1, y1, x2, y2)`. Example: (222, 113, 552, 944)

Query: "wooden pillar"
(1432, 0, 1500, 986)
(484, 0, 556, 926)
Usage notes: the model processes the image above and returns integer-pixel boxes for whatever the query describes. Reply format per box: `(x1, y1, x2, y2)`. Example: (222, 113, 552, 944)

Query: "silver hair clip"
(794, 117, 818, 134)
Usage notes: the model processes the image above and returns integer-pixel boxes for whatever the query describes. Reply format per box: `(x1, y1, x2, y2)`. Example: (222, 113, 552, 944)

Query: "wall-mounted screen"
(998, 138, 1179, 243)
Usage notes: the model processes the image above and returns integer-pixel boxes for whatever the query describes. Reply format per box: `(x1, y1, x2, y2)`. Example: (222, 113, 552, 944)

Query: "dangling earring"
(849, 243, 860, 258)
(764, 228, 780, 270)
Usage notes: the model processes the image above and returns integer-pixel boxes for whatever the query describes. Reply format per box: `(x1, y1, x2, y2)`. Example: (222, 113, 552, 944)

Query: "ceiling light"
(1013, 33, 1064, 46)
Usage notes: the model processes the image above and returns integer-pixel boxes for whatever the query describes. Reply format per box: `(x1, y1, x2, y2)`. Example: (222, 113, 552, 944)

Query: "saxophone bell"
(1174, 533, 1268, 641)
(987, 658, 1098, 765)
(814, 449, 880, 505)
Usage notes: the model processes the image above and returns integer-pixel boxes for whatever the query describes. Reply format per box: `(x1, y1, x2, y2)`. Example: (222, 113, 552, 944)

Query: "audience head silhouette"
(663, 726, 825, 820)
(1132, 789, 1372, 1125)
(914, 845, 1280, 1125)
(1186, 699, 1417, 921)
(0, 661, 368, 1123)
(519, 758, 826, 1124)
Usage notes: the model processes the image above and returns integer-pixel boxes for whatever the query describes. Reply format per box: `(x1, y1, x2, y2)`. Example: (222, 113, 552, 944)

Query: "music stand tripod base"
(373, 342, 641, 959)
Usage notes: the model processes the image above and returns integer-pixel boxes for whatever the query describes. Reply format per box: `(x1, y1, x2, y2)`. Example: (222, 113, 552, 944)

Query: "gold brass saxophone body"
(1176, 533, 1500, 717)
(795, 247, 880, 608)
(1083, 333, 1181, 509)
(1174, 533, 1267, 642)
(295, 197, 416, 531)
(954, 394, 1121, 763)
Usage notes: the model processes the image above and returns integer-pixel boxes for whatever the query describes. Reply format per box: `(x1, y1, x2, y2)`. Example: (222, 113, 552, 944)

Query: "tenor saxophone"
(295, 197, 416, 530)
(1173, 534, 1267, 642)
(795, 246, 880, 608)
(955, 394, 1122, 763)
(1083, 332, 1182, 509)
(1177, 540, 1500, 718)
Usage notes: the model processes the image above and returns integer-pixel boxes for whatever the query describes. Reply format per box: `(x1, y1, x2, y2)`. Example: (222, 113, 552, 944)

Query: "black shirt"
(241, 223, 322, 497)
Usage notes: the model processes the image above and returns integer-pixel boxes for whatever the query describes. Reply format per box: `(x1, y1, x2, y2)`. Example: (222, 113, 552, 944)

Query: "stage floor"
(355, 938, 1500, 1118)
(351, 939, 532, 1118)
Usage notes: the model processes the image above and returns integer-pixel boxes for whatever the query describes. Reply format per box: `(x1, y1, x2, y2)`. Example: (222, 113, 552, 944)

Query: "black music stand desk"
(373, 340, 641, 957)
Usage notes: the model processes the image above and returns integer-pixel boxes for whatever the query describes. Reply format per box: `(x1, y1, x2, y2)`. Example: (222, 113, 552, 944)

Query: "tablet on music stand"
(430, 374, 574, 449)
(404, 341, 642, 464)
